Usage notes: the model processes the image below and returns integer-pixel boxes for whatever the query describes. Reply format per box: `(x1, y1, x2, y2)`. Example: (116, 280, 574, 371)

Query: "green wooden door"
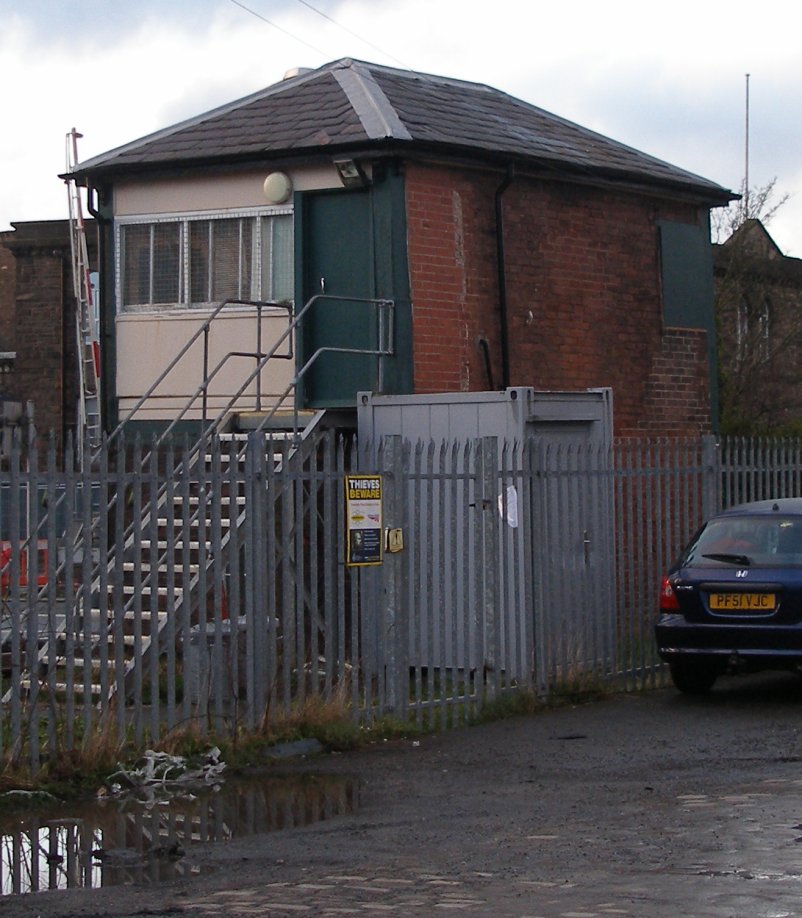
(299, 190, 378, 407)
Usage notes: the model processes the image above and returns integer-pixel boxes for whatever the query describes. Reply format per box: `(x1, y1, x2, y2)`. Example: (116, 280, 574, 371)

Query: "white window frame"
(115, 206, 293, 314)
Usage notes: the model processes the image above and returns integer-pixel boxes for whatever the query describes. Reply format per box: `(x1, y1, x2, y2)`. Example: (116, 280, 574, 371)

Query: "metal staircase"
(66, 426, 322, 704)
(14, 293, 394, 706)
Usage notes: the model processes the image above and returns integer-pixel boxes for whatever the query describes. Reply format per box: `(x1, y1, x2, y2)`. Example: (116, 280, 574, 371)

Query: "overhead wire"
(290, 0, 412, 70)
(228, 0, 330, 58)
(228, 0, 412, 71)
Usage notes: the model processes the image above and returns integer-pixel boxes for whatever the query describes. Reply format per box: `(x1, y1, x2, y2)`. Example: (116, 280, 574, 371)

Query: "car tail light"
(659, 575, 680, 612)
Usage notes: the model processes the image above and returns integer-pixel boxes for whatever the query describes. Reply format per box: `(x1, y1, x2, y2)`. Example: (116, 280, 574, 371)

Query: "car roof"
(716, 498, 802, 518)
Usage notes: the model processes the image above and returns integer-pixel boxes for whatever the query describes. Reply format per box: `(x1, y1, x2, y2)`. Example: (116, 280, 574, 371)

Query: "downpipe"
(494, 164, 514, 390)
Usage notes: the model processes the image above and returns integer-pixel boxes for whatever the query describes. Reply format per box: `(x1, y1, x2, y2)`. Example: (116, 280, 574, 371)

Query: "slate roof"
(73, 58, 732, 202)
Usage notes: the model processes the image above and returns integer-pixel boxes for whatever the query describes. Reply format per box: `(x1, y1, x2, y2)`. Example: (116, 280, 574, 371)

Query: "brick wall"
(405, 162, 714, 436)
(0, 221, 93, 445)
(405, 166, 500, 392)
(13, 247, 67, 439)
(0, 233, 15, 352)
(636, 328, 712, 435)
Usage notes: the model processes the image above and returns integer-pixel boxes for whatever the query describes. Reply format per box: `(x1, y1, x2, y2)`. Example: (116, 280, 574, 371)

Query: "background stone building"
(0, 219, 97, 448)
(714, 219, 802, 434)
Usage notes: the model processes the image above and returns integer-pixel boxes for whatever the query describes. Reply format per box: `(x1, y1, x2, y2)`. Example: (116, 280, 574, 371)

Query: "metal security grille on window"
(190, 218, 253, 304)
(120, 213, 292, 311)
(123, 224, 179, 307)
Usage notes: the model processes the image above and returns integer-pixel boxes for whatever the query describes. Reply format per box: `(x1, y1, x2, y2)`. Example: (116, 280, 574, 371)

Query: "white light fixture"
(263, 172, 293, 204)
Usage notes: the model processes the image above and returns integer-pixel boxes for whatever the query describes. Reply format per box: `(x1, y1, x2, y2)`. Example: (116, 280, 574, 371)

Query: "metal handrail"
(0, 300, 289, 589)
(105, 298, 291, 452)
(13, 294, 394, 617)
(115, 294, 395, 595)
(149, 293, 391, 447)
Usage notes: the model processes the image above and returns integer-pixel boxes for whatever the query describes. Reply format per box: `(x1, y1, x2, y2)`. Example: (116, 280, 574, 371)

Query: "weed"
(1, 665, 618, 801)
(0, 764, 34, 796)
(548, 670, 611, 705)
(258, 690, 362, 752)
(470, 688, 543, 724)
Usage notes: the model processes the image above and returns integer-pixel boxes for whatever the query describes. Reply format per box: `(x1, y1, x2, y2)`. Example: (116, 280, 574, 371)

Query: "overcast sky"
(1, 0, 800, 255)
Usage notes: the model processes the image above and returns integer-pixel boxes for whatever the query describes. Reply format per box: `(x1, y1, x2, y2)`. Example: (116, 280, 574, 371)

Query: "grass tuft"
(0, 665, 617, 801)
(469, 688, 542, 724)
(548, 670, 611, 705)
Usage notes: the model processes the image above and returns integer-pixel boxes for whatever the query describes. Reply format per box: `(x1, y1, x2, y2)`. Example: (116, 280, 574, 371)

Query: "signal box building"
(67, 58, 735, 437)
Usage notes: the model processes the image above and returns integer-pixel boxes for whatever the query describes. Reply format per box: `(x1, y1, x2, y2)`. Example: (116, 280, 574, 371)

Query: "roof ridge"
(332, 60, 412, 141)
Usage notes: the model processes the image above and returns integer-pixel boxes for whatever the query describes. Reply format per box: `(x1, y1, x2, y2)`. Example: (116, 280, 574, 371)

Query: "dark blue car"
(655, 498, 802, 693)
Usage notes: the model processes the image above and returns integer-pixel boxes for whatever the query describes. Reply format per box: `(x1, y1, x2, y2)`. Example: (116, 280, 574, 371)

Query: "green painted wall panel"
(658, 220, 714, 329)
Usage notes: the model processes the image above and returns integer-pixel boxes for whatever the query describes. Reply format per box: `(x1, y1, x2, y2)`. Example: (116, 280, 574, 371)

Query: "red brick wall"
(0, 221, 93, 446)
(404, 162, 714, 436)
(13, 248, 67, 440)
(637, 328, 712, 434)
(405, 166, 500, 392)
(0, 234, 15, 352)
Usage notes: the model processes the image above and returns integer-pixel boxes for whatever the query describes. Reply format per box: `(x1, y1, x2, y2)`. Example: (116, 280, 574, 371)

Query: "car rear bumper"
(655, 614, 802, 660)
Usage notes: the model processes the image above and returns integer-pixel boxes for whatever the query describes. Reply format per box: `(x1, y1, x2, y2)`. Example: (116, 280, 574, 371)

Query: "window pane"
(190, 222, 211, 304)
(151, 223, 181, 305)
(210, 219, 253, 302)
(122, 224, 151, 307)
(241, 219, 253, 299)
(265, 214, 294, 302)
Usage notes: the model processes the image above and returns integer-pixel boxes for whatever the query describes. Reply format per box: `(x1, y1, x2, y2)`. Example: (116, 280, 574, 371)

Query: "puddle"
(0, 773, 358, 897)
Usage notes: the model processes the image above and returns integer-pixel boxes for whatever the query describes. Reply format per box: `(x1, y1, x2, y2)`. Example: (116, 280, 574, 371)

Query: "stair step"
(81, 608, 170, 623)
(123, 608, 169, 620)
(64, 656, 123, 673)
(118, 584, 184, 598)
(205, 446, 288, 458)
(123, 562, 198, 576)
(141, 539, 213, 551)
(172, 494, 245, 507)
(156, 517, 232, 530)
(64, 632, 140, 648)
(97, 585, 184, 602)
(67, 608, 167, 628)
(20, 680, 105, 696)
(24, 652, 121, 674)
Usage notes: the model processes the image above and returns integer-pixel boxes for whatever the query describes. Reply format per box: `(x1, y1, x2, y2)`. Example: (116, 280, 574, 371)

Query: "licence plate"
(709, 592, 776, 612)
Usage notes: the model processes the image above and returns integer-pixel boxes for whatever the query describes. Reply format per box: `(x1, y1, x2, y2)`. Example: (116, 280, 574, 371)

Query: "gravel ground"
(7, 671, 802, 917)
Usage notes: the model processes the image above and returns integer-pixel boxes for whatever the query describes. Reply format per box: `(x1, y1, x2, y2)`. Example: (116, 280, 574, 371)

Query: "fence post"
(380, 435, 406, 718)
(701, 435, 720, 518)
(479, 436, 499, 702)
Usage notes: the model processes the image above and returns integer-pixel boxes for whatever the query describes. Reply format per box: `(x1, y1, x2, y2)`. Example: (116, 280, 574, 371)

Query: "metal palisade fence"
(1, 430, 802, 773)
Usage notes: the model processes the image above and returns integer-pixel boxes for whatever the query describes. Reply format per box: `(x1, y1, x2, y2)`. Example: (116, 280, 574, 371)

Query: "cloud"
(1, 0, 233, 44)
(0, 8, 282, 226)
